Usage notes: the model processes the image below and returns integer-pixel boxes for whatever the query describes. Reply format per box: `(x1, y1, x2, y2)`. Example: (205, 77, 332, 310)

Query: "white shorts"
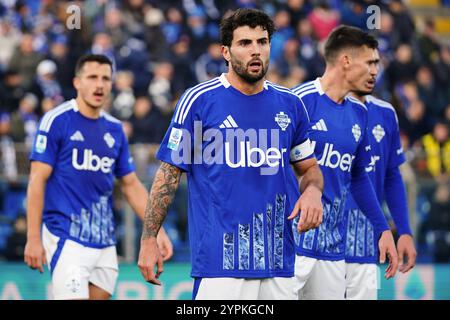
(42, 224, 118, 300)
(345, 263, 379, 300)
(194, 277, 298, 300)
(294, 255, 346, 300)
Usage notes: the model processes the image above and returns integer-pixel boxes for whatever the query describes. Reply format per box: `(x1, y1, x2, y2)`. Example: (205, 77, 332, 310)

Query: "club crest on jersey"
(352, 124, 361, 142)
(274, 112, 291, 131)
(372, 124, 385, 143)
(35, 134, 47, 153)
(104, 132, 115, 148)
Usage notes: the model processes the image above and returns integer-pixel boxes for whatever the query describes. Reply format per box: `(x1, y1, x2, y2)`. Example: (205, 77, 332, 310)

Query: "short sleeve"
(290, 96, 315, 163)
(29, 117, 63, 167)
(114, 126, 135, 178)
(387, 114, 406, 169)
(156, 89, 200, 172)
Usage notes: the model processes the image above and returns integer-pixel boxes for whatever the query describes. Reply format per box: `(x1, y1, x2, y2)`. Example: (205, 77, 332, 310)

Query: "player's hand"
(288, 185, 323, 233)
(378, 230, 398, 279)
(397, 234, 417, 273)
(138, 237, 164, 285)
(157, 228, 174, 261)
(24, 236, 47, 274)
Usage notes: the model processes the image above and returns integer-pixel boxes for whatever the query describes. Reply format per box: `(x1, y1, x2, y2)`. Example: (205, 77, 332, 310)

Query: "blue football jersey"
(30, 99, 134, 248)
(157, 74, 315, 278)
(345, 95, 406, 263)
(291, 78, 372, 261)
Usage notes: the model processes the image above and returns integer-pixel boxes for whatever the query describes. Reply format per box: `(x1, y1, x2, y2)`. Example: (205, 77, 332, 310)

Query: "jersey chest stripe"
(346, 96, 368, 111)
(102, 112, 121, 124)
(174, 78, 220, 124)
(366, 96, 399, 124)
(296, 89, 318, 99)
(180, 82, 223, 124)
(40, 103, 74, 132)
(292, 82, 315, 94)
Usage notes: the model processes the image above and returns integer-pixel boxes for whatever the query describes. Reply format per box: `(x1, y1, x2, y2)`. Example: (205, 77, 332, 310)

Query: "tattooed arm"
(120, 171, 173, 261)
(138, 162, 182, 285)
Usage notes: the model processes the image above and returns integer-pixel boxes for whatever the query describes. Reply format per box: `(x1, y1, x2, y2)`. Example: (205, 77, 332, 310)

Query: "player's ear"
(341, 53, 351, 70)
(73, 76, 80, 91)
(222, 45, 231, 65)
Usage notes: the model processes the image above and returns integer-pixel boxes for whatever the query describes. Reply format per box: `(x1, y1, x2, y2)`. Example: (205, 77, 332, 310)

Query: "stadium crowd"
(0, 0, 449, 262)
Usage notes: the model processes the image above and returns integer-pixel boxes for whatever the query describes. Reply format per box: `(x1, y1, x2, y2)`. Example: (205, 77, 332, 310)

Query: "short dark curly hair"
(220, 8, 275, 47)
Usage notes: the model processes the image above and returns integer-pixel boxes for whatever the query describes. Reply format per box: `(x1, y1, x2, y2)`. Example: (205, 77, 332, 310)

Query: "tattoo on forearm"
(142, 163, 181, 240)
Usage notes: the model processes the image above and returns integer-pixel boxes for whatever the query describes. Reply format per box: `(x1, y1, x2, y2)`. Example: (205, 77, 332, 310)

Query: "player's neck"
(349, 92, 367, 103)
(225, 72, 265, 95)
(319, 68, 351, 104)
(76, 97, 102, 119)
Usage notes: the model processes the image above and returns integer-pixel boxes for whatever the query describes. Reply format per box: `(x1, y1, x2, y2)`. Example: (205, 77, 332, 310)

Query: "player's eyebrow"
(236, 37, 268, 45)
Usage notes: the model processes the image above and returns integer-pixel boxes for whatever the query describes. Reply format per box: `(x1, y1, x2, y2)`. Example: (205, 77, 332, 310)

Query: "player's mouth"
(248, 60, 263, 72)
(366, 79, 375, 88)
(93, 91, 104, 101)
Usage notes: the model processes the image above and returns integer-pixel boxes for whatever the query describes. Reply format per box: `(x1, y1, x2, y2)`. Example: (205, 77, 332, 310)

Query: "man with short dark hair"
(138, 8, 324, 300)
(24, 54, 173, 300)
(291, 25, 398, 300)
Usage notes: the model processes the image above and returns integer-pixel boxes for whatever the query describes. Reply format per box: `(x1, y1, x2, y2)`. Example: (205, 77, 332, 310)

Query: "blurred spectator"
(373, 12, 400, 61)
(445, 104, 450, 127)
(9, 93, 38, 150)
(127, 96, 168, 178)
(148, 61, 174, 114)
(296, 18, 324, 80)
(84, 0, 112, 34)
(434, 46, 450, 106)
(11, 0, 34, 32)
(48, 36, 76, 99)
(420, 121, 450, 178)
(8, 33, 44, 89)
(426, 182, 450, 262)
(194, 42, 227, 82)
(0, 18, 21, 71)
(416, 65, 445, 121)
(0, 113, 17, 181)
(385, 44, 419, 91)
(285, 0, 313, 28)
(162, 6, 187, 47)
(4, 214, 26, 261)
(339, 0, 369, 30)
(169, 36, 197, 97)
(387, 0, 415, 44)
(111, 71, 136, 120)
(186, 6, 219, 59)
(116, 37, 152, 95)
(395, 81, 430, 145)
(307, 1, 340, 42)
(183, 0, 220, 21)
(128, 96, 167, 144)
(30, 59, 64, 114)
(104, 7, 130, 50)
(270, 9, 295, 63)
(144, 5, 169, 62)
(417, 19, 441, 65)
(122, 0, 147, 38)
(90, 32, 115, 70)
(0, 69, 26, 114)
(274, 37, 303, 78)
